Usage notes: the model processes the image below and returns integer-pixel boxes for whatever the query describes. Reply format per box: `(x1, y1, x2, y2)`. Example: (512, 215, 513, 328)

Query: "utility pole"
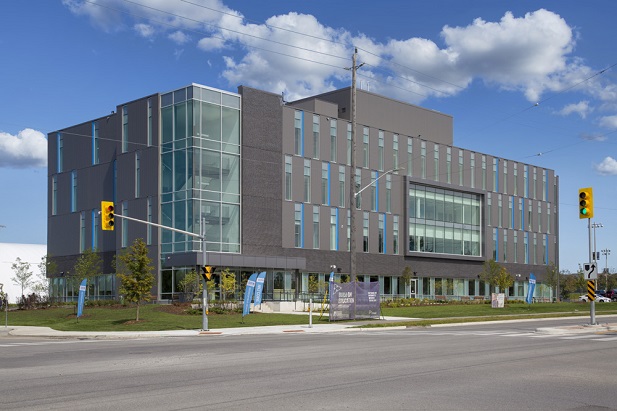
(347, 47, 364, 283)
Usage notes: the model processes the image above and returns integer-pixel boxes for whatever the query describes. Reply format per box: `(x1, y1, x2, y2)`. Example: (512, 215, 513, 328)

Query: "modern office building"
(47, 83, 559, 304)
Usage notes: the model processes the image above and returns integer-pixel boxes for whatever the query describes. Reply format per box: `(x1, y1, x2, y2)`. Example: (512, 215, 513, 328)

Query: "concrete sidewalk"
(1, 316, 616, 339)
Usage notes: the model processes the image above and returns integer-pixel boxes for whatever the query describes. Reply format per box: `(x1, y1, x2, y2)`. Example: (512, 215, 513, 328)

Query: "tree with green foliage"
(219, 268, 237, 308)
(34, 254, 57, 298)
(116, 239, 154, 321)
(11, 257, 33, 298)
(73, 248, 103, 292)
(544, 262, 559, 300)
(178, 270, 202, 302)
(478, 259, 502, 293)
(494, 266, 514, 296)
(401, 266, 413, 298)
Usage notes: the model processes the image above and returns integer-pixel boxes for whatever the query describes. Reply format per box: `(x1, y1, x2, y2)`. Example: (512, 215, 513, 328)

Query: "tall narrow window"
(524, 232, 529, 264)
(378, 214, 385, 254)
(52, 175, 57, 216)
(503, 229, 507, 262)
(313, 115, 320, 159)
(294, 110, 303, 156)
(147, 98, 153, 147)
(446, 147, 451, 184)
(514, 231, 518, 263)
(355, 168, 361, 209)
(330, 118, 337, 162)
(122, 105, 128, 153)
(528, 200, 532, 231)
(378, 130, 384, 171)
(533, 167, 537, 199)
(547, 204, 551, 234)
(542, 170, 547, 201)
(470, 153, 475, 189)
(433, 144, 439, 182)
(503, 160, 508, 194)
(407, 137, 413, 177)
(313, 206, 320, 249)
(493, 158, 498, 191)
(80, 211, 86, 253)
(524, 165, 529, 198)
(338, 166, 345, 208)
(513, 163, 518, 196)
(363, 127, 369, 167)
(487, 194, 492, 226)
(347, 210, 351, 251)
(458, 150, 464, 186)
(321, 162, 329, 205)
(519, 198, 524, 230)
(509, 196, 514, 229)
(303, 159, 311, 203)
(122, 202, 128, 248)
(147, 197, 153, 245)
(92, 209, 99, 250)
(285, 155, 292, 201)
(537, 202, 542, 232)
(482, 155, 486, 190)
(294, 203, 303, 248)
(393, 134, 399, 171)
(371, 171, 378, 211)
(421, 141, 426, 179)
(493, 228, 498, 261)
(135, 151, 141, 198)
(57, 133, 63, 173)
(330, 208, 337, 251)
(498, 194, 502, 228)
(346, 123, 352, 166)
(363, 212, 369, 252)
(71, 170, 77, 212)
(92, 121, 99, 165)
(386, 174, 392, 213)
(393, 215, 399, 255)
(533, 233, 537, 265)
(543, 234, 548, 264)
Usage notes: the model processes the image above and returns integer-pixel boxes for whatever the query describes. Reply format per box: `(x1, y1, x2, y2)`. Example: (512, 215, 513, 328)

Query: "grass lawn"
(3, 301, 616, 332)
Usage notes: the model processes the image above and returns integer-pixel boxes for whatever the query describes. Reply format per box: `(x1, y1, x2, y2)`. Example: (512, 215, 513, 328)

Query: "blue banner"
(77, 279, 87, 318)
(328, 271, 334, 301)
(253, 272, 267, 306)
(525, 273, 536, 304)
(242, 273, 258, 317)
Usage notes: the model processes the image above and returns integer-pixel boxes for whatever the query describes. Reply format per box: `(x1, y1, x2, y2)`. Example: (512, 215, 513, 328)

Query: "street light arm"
(354, 168, 401, 198)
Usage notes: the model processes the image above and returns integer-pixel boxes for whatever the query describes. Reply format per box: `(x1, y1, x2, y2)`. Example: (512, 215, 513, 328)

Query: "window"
(487, 194, 492, 226)
(346, 210, 351, 251)
(493, 158, 498, 191)
(363, 212, 369, 252)
(503, 160, 508, 194)
(303, 159, 311, 203)
(122, 105, 128, 153)
(321, 162, 329, 205)
(470, 153, 475, 189)
(459, 150, 464, 186)
(533, 233, 537, 264)
(147, 197, 152, 245)
(294, 111, 303, 156)
(421, 141, 426, 179)
(92, 121, 99, 165)
(514, 231, 518, 263)
(52, 175, 57, 215)
(330, 119, 337, 162)
(363, 127, 369, 167)
(92, 209, 99, 250)
(543, 234, 548, 264)
(547, 204, 551, 234)
(346, 123, 352, 165)
(393, 134, 399, 171)
(542, 169, 547, 201)
(80, 211, 86, 253)
(407, 137, 413, 177)
(313, 115, 320, 159)
(528, 200, 532, 231)
(503, 229, 508, 262)
(386, 174, 392, 213)
(393, 215, 399, 255)
(509, 196, 514, 229)
(122, 202, 128, 248)
(147, 98, 153, 147)
(294, 203, 303, 248)
(446, 147, 451, 184)
(338, 166, 345, 208)
(285, 156, 292, 201)
(537, 202, 542, 232)
(524, 232, 529, 264)
(71, 170, 77, 212)
(330, 208, 337, 250)
(519, 198, 524, 230)
(57, 133, 63, 173)
(371, 171, 377, 212)
(135, 151, 141, 198)
(378, 214, 385, 254)
(533, 167, 537, 199)
(355, 169, 361, 209)
(378, 130, 384, 171)
(493, 228, 498, 261)
(513, 163, 518, 196)
(524, 165, 529, 198)
(433, 144, 439, 182)
(313, 206, 320, 249)
(498, 194, 502, 228)
(482, 155, 486, 190)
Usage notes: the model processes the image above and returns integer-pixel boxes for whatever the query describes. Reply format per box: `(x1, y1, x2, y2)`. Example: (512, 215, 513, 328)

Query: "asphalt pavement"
(1, 314, 616, 339)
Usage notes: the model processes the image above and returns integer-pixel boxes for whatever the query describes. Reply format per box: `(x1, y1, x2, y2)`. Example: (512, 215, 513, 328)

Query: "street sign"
(584, 262, 597, 279)
(587, 280, 596, 301)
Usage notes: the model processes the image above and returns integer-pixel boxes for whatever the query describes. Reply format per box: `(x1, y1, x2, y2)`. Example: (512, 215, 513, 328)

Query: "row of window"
(292, 110, 554, 200)
(492, 229, 553, 265)
(487, 193, 553, 234)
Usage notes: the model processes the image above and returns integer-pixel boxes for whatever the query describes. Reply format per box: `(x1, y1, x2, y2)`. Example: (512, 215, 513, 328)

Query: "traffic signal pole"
(589, 219, 596, 325)
(110, 212, 210, 330)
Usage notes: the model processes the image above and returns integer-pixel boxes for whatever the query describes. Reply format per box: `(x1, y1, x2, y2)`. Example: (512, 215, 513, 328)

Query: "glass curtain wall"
(161, 85, 241, 256)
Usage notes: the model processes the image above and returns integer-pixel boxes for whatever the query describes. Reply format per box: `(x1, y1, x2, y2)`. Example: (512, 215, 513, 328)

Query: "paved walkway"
(1, 315, 615, 340)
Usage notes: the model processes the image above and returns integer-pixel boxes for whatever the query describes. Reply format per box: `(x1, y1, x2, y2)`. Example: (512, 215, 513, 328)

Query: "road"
(1, 317, 616, 410)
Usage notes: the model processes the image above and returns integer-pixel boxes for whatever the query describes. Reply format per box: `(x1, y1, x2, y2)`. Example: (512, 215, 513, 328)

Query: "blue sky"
(1, 0, 616, 274)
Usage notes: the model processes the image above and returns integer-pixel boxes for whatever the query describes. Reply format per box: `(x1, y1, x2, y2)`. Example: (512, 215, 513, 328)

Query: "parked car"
(579, 294, 611, 302)
(604, 289, 617, 301)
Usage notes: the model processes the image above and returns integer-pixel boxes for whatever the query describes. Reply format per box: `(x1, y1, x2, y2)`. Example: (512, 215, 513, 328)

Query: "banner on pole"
(77, 279, 87, 318)
(525, 273, 536, 304)
(253, 272, 267, 306)
(329, 281, 380, 321)
(242, 273, 258, 317)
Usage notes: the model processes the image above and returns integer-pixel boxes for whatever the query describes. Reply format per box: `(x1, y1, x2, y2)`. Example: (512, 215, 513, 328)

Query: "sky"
(1, 0, 617, 274)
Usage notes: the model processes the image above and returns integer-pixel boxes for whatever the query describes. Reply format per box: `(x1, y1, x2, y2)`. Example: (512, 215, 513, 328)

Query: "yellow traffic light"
(578, 187, 593, 219)
(201, 265, 216, 281)
(101, 201, 115, 230)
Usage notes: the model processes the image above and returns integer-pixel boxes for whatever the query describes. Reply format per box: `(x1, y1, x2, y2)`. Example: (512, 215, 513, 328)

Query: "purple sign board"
(329, 281, 380, 321)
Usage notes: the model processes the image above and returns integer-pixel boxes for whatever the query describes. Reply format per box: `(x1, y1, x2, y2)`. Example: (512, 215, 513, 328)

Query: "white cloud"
(580, 133, 607, 142)
(169, 30, 190, 45)
(557, 101, 592, 119)
(598, 115, 617, 129)
(0, 129, 47, 169)
(134, 23, 155, 39)
(594, 156, 617, 175)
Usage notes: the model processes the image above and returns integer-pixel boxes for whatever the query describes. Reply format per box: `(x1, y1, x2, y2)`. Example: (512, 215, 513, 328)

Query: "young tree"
(73, 248, 103, 282)
(116, 239, 154, 321)
(34, 254, 57, 298)
(219, 268, 237, 308)
(544, 262, 559, 301)
(400, 266, 413, 298)
(494, 267, 514, 296)
(11, 257, 33, 298)
(478, 259, 502, 293)
(178, 270, 202, 297)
